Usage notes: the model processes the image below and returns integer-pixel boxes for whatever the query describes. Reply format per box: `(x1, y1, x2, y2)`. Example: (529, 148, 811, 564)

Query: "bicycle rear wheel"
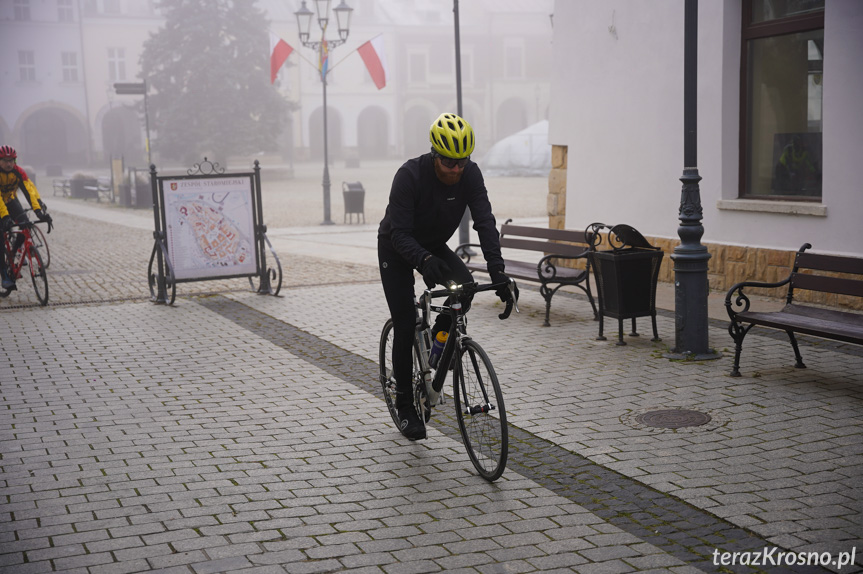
(379, 319, 429, 432)
(31, 225, 50, 269)
(453, 339, 508, 481)
(27, 245, 48, 306)
(378, 319, 402, 428)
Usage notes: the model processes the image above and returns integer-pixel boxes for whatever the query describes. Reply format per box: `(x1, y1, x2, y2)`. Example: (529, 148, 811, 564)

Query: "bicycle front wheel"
(453, 339, 508, 481)
(27, 245, 48, 306)
(31, 225, 50, 269)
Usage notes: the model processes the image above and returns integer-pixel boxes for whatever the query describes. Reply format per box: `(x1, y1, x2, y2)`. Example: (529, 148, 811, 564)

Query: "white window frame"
(103, 0, 121, 14)
(14, 0, 31, 21)
(408, 48, 429, 86)
(58, 0, 75, 21)
(108, 47, 126, 82)
(62, 52, 79, 82)
(504, 38, 525, 80)
(18, 50, 36, 82)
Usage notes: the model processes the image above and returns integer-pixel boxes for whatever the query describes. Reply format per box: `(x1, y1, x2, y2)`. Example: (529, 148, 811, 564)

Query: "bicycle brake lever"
(422, 289, 432, 325)
(509, 279, 519, 314)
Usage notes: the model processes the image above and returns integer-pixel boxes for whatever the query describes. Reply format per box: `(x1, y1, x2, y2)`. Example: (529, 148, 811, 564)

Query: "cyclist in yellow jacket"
(0, 145, 53, 290)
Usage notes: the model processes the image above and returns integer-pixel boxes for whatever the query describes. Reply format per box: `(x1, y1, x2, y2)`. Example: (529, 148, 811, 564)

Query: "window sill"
(716, 198, 826, 217)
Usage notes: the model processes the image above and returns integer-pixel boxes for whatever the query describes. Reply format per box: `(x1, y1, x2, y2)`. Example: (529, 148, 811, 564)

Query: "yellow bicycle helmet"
(429, 113, 475, 159)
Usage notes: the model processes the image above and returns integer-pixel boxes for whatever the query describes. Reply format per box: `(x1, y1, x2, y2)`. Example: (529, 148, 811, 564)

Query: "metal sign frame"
(147, 158, 282, 305)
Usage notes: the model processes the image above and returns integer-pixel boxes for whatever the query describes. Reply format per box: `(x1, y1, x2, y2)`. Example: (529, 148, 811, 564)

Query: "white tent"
(481, 120, 551, 177)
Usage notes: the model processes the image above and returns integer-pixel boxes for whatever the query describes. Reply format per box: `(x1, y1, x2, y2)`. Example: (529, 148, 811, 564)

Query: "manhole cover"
(634, 409, 712, 429)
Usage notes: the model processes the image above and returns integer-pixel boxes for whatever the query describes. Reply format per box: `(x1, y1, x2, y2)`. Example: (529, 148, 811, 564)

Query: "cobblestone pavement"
(1, 189, 861, 573)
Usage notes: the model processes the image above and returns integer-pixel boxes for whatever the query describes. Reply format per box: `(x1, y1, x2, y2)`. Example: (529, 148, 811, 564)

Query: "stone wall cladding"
(548, 145, 567, 231)
(546, 144, 862, 311)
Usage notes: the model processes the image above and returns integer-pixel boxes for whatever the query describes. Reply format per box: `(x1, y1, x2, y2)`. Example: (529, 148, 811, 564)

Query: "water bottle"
(428, 331, 448, 369)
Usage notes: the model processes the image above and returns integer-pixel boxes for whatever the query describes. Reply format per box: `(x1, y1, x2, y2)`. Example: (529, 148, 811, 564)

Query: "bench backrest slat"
(500, 236, 589, 258)
(501, 224, 588, 245)
(796, 252, 863, 275)
(791, 273, 863, 298)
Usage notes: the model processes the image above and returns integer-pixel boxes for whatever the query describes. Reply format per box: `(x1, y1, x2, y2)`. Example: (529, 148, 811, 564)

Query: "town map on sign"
(163, 177, 257, 281)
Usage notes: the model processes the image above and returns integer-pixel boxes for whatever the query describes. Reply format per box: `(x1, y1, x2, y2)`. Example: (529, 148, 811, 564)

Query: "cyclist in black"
(0, 145, 53, 291)
(378, 113, 516, 440)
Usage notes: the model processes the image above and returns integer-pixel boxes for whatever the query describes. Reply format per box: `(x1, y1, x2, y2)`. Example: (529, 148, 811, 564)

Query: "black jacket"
(378, 153, 504, 271)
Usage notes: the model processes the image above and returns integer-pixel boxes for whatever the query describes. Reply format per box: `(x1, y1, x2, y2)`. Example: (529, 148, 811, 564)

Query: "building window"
(14, 0, 31, 21)
(58, 0, 74, 21)
(409, 51, 427, 85)
(740, 0, 824, 200)
(504, 40, 524, 79)
(108, 47, 126, 82)
(18, 50, 36, 82)
(62, 52, 78, 82)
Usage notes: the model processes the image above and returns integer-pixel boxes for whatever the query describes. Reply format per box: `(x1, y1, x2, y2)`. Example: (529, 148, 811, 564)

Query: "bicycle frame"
(416, 280, 517, 408)
(3, 226, 34, 278)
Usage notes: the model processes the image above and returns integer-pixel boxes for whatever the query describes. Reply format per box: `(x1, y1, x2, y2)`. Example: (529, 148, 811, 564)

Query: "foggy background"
(1, 0, 555, 226)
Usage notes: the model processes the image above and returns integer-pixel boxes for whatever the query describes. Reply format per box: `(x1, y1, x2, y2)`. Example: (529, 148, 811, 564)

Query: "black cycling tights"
(378, 240, 473, 406)
(1, 198, 28, 271)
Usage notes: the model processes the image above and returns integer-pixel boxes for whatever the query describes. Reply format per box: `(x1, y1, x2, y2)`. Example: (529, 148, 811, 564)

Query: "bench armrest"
(537, 252, 589, 281)
(725, 276, 791, 320)
(455, 243, 483, 264)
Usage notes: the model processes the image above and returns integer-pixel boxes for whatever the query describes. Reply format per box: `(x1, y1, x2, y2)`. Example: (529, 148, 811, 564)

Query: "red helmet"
(0, 146, 16, 159)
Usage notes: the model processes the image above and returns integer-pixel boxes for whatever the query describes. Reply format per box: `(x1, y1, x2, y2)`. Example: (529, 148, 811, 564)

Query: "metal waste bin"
(588, 223, 664, 345)
(342, 181, 365, 224)
(119, 183, 132, 207)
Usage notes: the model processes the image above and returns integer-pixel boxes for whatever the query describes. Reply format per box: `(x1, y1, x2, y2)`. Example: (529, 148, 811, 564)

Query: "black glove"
(1, 216, 13, 233)
(34, 210, 53, 233)
(421, 255, 452, 289)
(490, 266, 518, 303)
(38, 201, 47, 212)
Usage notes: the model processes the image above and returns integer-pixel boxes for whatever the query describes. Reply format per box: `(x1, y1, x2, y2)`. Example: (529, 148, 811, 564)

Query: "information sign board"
(161, 175, 257, 281)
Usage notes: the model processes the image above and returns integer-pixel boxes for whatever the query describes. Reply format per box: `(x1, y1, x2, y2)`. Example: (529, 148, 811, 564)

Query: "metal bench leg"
(728, 321, 753, 377)
(540, 285, 552, 327)
(786, 331, 806, 369)
(650, 314, 661, 342)
(596, 313, 606, 341)
(616, 319, 626, 346)
(584, 278, 599, 320)
(629, 318, 639, 337)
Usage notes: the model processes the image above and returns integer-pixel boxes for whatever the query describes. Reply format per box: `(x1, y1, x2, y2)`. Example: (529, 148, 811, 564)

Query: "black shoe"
(397, 404, 427, 441)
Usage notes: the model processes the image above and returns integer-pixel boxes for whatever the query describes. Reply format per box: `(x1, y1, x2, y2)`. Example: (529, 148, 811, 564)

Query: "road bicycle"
(378, 279, 518, 481)
(0, 218, 49, 306)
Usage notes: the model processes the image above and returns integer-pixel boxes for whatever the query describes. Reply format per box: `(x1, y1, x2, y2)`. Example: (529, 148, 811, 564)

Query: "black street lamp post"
(294, 0, 353, 225)
(453, 0, 472, 250)
(669, 0, 720, 360)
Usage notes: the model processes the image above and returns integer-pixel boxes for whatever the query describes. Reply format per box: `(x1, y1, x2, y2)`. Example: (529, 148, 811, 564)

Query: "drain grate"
(635, 409, 712, 429)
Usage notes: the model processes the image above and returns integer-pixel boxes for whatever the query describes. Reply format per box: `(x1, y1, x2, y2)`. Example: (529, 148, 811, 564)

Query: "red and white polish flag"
(269, 32, 294, 84)
(357, 35, 387, 90)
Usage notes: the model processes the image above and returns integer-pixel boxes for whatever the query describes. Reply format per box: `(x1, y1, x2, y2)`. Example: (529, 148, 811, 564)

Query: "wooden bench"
(456, 219, 597, 326)
(725, 243, 863, 377)
(53, 179, 71, 197)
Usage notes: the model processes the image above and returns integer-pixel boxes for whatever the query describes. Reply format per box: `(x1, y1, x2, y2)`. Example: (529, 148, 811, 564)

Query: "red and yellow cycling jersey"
(0, 165, 43, 219)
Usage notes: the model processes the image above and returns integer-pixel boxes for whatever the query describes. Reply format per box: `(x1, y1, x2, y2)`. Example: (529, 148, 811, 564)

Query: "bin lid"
(609, 224, 656, 250)
(585, 222, 658, 252)
(343, 181, 364, 192)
